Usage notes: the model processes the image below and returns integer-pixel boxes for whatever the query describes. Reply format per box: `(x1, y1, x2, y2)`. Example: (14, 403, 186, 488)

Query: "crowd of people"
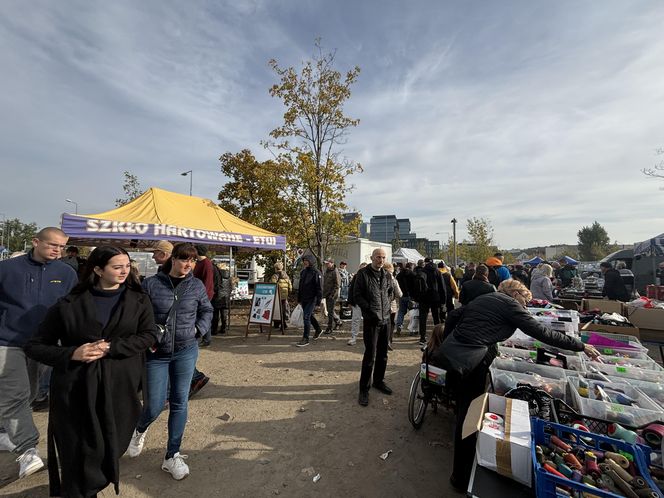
(0, 235, 615, 496)
(0, 229, 235, 497)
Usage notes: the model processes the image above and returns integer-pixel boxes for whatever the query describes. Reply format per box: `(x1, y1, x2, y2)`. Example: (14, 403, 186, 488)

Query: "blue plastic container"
(531, 418, 662, 498)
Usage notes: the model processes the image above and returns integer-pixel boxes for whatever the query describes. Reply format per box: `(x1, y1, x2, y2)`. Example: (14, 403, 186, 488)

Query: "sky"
(1, 1, 663, 249)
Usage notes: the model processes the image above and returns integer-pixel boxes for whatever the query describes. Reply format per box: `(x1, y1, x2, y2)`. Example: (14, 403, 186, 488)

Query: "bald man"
(351, 248, 395, 406)
(0, 227, 77, 478)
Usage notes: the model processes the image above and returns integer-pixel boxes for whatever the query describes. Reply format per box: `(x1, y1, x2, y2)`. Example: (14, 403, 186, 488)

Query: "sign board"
(232, 280, 250, 301)
(248, 283, 279, 325)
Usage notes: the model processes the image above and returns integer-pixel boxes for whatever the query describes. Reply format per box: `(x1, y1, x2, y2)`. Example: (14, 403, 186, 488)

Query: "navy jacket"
(142, 272, 213, 354)
(0, 251, 77, 347)
(298, 259, 322, 304)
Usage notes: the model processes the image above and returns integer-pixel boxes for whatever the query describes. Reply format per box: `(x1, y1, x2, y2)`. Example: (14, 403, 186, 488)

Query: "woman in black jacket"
(434, 279, 600, 491)
(25, 246, 157, 498)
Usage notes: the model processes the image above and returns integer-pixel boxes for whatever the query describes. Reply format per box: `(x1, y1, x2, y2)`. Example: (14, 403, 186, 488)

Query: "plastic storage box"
(491, 358, 568, 400)
(568, 376, 664, 426)
(419, 363, 446, 386)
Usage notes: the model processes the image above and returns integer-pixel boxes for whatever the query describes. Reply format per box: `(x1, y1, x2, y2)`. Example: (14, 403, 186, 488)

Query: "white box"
(462, 393, 532, 486)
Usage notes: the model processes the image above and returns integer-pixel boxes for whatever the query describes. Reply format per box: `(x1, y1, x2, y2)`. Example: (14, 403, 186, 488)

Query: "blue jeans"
(395, 296, 410, 327)
(302, 300, 320, 340)
(137, 344, 198, 458)
(37, 364, 51, 400)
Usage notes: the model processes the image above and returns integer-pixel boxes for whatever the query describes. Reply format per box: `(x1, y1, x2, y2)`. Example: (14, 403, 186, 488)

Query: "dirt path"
(0, 323, 461, 498)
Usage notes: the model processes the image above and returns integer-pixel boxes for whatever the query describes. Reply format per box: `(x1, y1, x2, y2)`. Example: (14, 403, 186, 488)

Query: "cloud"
(0, 1, 663, 249)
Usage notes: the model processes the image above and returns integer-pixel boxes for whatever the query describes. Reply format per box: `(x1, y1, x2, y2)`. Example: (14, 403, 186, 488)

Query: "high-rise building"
(369, 215, 399, 244)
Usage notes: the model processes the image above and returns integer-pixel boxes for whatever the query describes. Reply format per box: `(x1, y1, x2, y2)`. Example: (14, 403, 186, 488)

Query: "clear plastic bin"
(587, 361, 664, 383)
(581, 331, 647, 352)
(491, 367, 567, 400)
(605, 375, 664, 411)
(497, 346, 585, 373)
(589, 356, 663, 371)
(593, 346, 650, 360)
(568, 376, 664, 426)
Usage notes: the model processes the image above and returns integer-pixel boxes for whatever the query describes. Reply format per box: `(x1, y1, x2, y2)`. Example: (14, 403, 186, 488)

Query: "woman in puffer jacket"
(433, 279, 600, 492)
(530, 263, 554, 301)
(126, 243, 212, 481)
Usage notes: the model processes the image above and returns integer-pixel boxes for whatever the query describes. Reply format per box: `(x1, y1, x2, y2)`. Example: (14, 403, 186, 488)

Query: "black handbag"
(433, 333, 489, 377)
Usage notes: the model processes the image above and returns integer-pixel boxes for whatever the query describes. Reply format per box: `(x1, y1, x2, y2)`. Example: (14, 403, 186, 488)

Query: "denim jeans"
(37, 364, 51, 400)
(301, 300, 320, 340)
(0, 346, 40, 454)
(395, 296, 410, 327)
(137, 344, 199, 458)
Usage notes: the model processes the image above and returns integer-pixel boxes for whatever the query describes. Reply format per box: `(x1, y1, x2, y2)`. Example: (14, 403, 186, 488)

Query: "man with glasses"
(0, 227, 77, 478)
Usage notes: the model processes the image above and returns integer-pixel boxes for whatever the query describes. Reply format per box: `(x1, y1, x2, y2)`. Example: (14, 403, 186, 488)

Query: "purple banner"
(61, 214, 286, 251)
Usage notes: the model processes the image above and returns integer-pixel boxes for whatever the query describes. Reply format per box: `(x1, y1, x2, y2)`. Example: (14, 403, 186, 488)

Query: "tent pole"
(229, 246, 233, 333)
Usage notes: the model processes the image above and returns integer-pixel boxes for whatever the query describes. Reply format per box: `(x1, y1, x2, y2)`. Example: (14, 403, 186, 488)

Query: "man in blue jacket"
(0, 227, 77, 479)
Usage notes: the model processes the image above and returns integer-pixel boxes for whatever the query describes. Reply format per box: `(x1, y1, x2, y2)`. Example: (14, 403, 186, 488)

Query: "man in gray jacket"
(322, 258, 342, 334)
(352, 248, 394, 406)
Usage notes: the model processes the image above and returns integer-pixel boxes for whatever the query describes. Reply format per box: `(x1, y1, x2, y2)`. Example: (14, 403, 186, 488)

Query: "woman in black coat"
(433, 279, 600, 492)
(25, 246, 157, 498)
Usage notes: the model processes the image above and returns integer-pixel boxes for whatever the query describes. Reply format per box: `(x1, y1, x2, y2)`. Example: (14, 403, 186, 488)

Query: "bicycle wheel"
(408, 372, 429, 429)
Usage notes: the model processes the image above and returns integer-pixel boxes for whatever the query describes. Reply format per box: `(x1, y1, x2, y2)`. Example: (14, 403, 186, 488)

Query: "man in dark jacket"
(296, 255, 323, 347)
(558, 259, 578, 288)
(459, 264, 496, 305)
(600, 262, 630, 301)
(0, 227, 77, 478)
(418, 258, 446, 346)
(322, 258, 342, 333)
(353, 248, 394, 406)
(460, 262, 476, 284)
(395, 262, 415, 334)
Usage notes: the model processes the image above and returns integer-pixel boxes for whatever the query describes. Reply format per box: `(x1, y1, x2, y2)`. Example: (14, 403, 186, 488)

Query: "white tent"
(392, 247, 425, 264)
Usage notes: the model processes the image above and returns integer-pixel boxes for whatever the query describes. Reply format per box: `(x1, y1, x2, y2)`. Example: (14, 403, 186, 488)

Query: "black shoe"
(296, 339, 310, 347)
(358, 390, 369, 406)
(313, 329, 323, 340)
(334, 320, 343, 330)
(200, 339, 211, 347)
(31, 397, 49, 412)
(323, 327, 333, 335)
(372, 381, 393, 395)
(218, 328, 227, 335)
(189, 375, 210, 399)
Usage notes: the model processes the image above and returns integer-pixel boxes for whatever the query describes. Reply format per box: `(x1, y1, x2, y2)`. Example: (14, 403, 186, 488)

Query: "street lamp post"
(0, 213, 5, 251)
(181, 170, 193, 196)
(451, 218, 458, 267)
(66, 198, 79, 214)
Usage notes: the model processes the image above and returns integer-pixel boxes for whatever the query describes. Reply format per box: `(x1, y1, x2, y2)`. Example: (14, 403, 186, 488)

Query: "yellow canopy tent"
(61, 187, 286, 251)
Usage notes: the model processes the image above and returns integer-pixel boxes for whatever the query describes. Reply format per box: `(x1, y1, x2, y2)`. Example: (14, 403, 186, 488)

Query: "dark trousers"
(359, 320, 389, 392)
(418, 301, 441, 341)
(448, 362, 490, 488)
(212, 307, 227, 334)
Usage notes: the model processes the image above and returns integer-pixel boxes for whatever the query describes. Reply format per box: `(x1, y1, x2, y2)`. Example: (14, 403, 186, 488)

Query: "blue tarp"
(560, 255, 578, 265)
(524, 256, 543, 265)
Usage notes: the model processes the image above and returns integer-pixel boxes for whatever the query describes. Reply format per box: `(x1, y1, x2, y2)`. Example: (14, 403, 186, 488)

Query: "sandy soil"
(0, 315, 461, 498)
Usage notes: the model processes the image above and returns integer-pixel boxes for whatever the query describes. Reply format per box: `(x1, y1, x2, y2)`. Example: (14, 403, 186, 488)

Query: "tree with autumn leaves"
(218, 41, 362, 268)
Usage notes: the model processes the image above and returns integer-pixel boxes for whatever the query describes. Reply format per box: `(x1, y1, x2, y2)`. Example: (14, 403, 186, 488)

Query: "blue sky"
(1, 1, 663, 248)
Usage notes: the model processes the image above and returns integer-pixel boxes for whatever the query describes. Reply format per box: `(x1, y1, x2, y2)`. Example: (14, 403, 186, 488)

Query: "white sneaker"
(347, 337, 356, 346)
(126, 429, 147, 458)
(0, 432, 16, 452)
(162, 452, 189, 480)
(16, 448, 44, 478)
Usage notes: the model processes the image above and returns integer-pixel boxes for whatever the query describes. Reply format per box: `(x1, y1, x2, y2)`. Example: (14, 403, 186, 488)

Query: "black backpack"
(488, 267, 500, 287)
(347, 274, 357, 306)
(412, 269, 429, 301)
(212, 265, 224, 302)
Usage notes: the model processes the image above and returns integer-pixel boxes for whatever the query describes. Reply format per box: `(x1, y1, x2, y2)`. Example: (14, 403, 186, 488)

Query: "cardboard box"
(625, 306, 664, 332)
(581, 298, 626, 316)
(462, 393, 532, 486)
(581, 321, 640, 340)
